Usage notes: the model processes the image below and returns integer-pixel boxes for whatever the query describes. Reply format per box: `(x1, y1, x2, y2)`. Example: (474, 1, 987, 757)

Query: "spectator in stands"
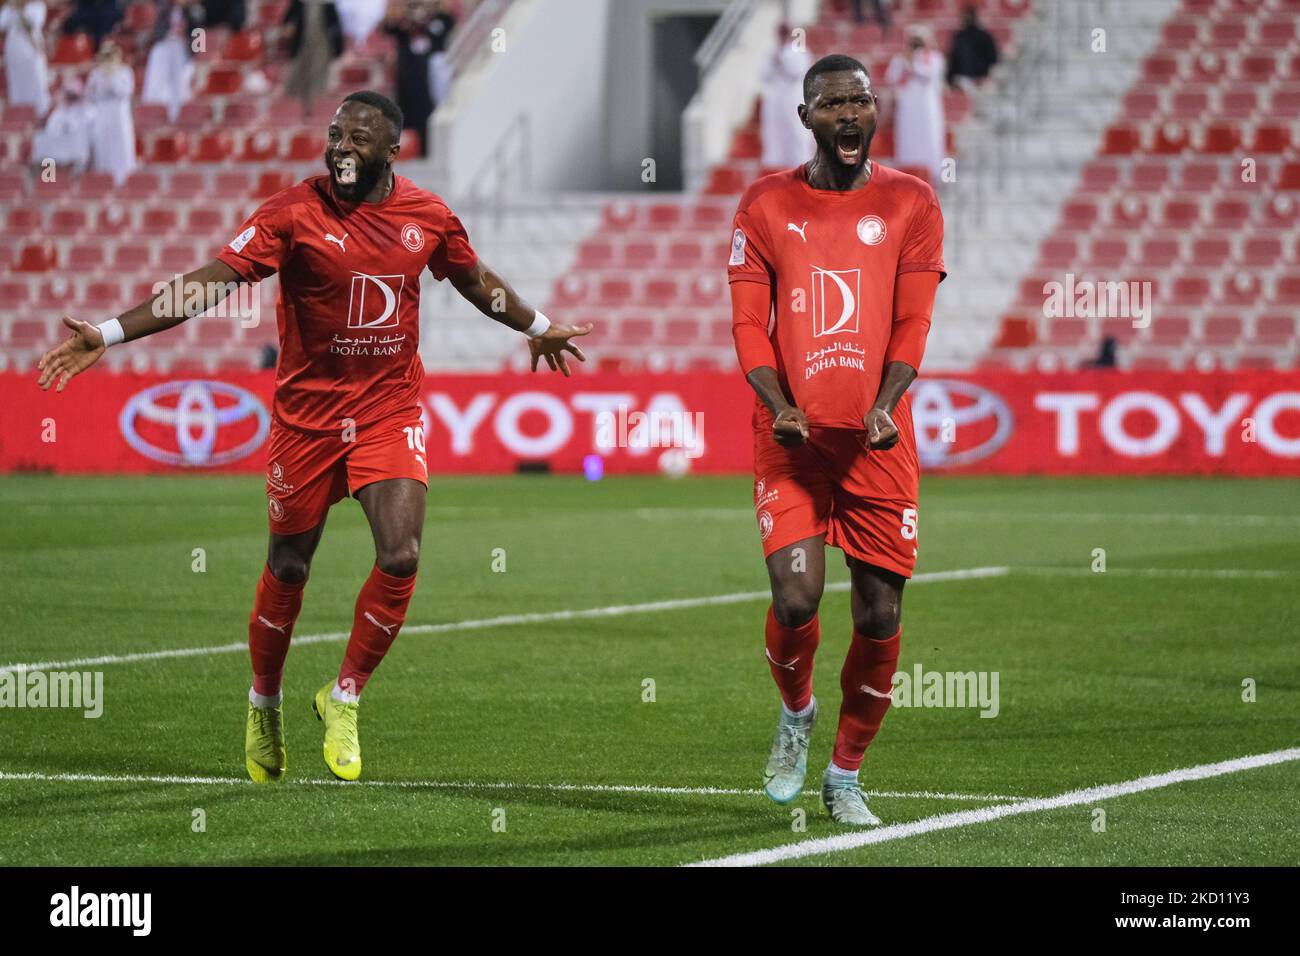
(30, 79, 92, 173)
(383, 0, 455, 157)
(142, 0, 204, 123)
(85, 40, 138, 186)
(1, 0, 51, 117)
(760, 23, 812, 170)
(1081, 337, 1118, 370)
(282, 0, 345, 117)
(336, 0, 386, 48)
(946, 6, 998, 92)
(61, 0, 124, 50)
(201, 0, 244, 31)
(426, 0, 454, 108)
(884, 25, 946, 182)
(849, 0, 890, 34)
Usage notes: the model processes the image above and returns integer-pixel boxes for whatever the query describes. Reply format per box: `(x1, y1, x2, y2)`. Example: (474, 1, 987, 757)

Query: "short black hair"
(341, 90, 404, 142)
(802, 54, 870, 102)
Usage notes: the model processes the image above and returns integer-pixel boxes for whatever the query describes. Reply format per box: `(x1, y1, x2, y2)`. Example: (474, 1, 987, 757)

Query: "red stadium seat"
(616, 317, 655, 346)
(1210, 200, 1250, 229)
(68, 244, 105, 271)
(1240, 236, 1282, 265)
(1038, 237, 1078, 269)
(1201, 315, 1243, 345)
(124, 1, 157, 31)
(667, 240, 704, 269)
(1128, 161, 1170, 191)
(1149, 314, 1192, 346)
(193, 131, 235, 162)
(203, 66, 243, 96)
(285, 131, 320, 161)
(186, 205, 230, 233)
(147, 131, 189, 163)
(642, 277, 678, 308)
(1101, 125, 1141, 155)
(1275, 162, 1300, 190)
(1251, 125, 1292, 153)
(0, 280, 32, 308)
(618, 239, 657, 268)
(1079, 162, 1121, 193)
(50, 35, 93, 66)
(81, 280, 125, 310)
(1141, 55, 1179, 83)
(166, 170, 207, 198)
(97, 205, 134, 235)
(222, 97, 264, 128)
(1219, 86, 1259, 115)
(1061, 200, 1099, 230)
(1152, 122, 1190, 154)
(1159, 199, 1201, 229)
(1259, 195, 1298, 229)
(1253, 313, 1297, 345)
(241, 131, 281, 162)
(662, 316, 701, 346)
(647, 204, 683, 230)
(225, 32, 265, 61)
(1199, 123, 1241, 154)
(1220, 271, 1261, 307)
(1160, 21, 1199, 47)
(15, 241, 57, 272)
(110, 242, 154, 270)
(253, 171, 293, 198)
(47, 207, 88, 236)
(1208, 21, 1248, 48)
(1089, 238, 1128, 269)
(1237, 54, 1276, 83)
(72, 172, 116, 198)
(1189, 237, 1230, 265)
(597, 277, 633, 307)
(1170, 275, 1212, 305)
(705, 165, 748, 195)
(602, 203, 637, 231)
(1273, 273, 1300, 305)
(1168, 89, 1209, 118)
(119, 172, 163, 200)
(1179, 160, 1221, 190)
(575, 240, 614, 270)
(177, 101, 214, 130)
(1138, 236, 1180, 268)
(133, 103, 169, 129)
(36, 278, 76, 309)
(142, 207, 180, 234)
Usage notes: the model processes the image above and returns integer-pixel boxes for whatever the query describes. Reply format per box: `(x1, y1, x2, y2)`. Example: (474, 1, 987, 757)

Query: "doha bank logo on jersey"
(810, 266, 861, 337)
(347, 272, 406, 329)
(119, 380, 270, 467)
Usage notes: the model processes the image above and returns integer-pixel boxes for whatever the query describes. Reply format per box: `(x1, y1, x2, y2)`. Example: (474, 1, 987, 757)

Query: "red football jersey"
(217, 173, 477, 434)
(727, 163, 945, 429)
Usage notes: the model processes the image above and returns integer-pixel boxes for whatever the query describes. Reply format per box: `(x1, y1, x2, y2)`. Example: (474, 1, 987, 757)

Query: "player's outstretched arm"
(36, 259, 244, 392)
(448, 259, 592, 377)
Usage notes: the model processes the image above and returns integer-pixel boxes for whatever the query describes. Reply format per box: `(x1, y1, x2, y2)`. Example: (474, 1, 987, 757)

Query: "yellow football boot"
(312, 681, 362, 781)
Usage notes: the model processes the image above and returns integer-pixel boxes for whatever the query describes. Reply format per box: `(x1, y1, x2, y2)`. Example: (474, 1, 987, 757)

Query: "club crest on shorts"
(401, 223, 425, 253)
(267, 495, 285, 521)
(758, 510, 774, 541)
(856, 215, 886, 246)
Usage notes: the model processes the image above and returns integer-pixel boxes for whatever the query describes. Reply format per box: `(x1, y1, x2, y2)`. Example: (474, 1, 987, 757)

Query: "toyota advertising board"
(2, 371, 1298, 476)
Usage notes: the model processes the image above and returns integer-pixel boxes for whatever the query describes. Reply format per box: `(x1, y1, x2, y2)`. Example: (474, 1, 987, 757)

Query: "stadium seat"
(119, 172, 163, 200)
(142, 207, 180, 234)
(15, 241, 57, 273)
(1101, 125, 1141, 155)
(203, 66, 243, 96)
(3, 207, 42, 238)
(96, 205, 134, 236)
(225, 32, 265, 61)
(1201, 315, 1244, 345)
(1253, 313, 1297, 346)
(1128, 161, 1170, 191)
(253, 171, 294, 198)
(50, 34, 93, 66)
(166, 170, 207, 198)
(285, 132, 320, 161)
(111, 242, 154, 271)
(47, 207, 88, 237)
(1240, 236, 1283, 266)
(68, 244, 105, 271)
(147, 132, 189, 163)
(241, 131, 282, 162)
(195, 131, 236, 162)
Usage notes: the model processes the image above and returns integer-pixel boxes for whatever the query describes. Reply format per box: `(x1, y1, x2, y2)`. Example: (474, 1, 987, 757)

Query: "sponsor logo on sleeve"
(729, 228, 747, 266)
(229, 225, 256, 253)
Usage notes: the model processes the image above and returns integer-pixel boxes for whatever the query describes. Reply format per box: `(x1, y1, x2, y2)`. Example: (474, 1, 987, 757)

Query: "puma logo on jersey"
(787, 221, 808, 242)
(325, 232, 348, 252)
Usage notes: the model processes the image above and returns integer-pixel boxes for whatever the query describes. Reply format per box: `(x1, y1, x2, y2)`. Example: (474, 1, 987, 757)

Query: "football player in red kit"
(37, 91, 590, 784)
(728, 56, 945, 824)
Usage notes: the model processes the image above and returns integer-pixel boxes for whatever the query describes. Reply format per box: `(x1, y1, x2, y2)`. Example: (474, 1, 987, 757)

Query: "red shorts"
(752, 418, 920, 578)
(264, 412, 428, 535)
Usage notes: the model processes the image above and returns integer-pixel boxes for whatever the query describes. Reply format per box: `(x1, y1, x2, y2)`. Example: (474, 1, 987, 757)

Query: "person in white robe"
(335, 0, 385, 47)
(86, 42, 138, 186)
(142, 0, 201, 123)
(884, 26, 946, 181)
(760, 24, 813, 169)
(31, 81, 92, 173)
(1, 0, 51, 116)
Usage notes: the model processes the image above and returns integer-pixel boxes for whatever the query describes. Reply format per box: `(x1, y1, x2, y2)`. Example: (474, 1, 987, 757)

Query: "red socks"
(248, 565, 306, 697)
(764, 606, 820, 712)
(832, 629, 901, 771)
(337, 565, 417, 696)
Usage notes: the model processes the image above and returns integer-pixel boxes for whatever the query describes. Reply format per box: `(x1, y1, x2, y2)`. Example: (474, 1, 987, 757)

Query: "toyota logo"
(913, 379, 1014, 469)
(119, 380, 271, 467)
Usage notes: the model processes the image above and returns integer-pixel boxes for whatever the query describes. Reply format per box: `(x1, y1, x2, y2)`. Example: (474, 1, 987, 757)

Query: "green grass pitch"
(1, 473, 1297, 866)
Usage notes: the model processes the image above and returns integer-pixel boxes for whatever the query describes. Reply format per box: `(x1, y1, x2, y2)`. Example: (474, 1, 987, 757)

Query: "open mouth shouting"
(836, 126, 865, 166)
(334, 156, 358, 185)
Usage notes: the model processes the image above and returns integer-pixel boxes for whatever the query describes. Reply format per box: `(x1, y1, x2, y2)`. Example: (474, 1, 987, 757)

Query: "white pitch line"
(687, 747, 1300, 867)
(0, 566, 1009, 675)
(0, 770, 1021, 803)
(1019, 567, 1289, 580)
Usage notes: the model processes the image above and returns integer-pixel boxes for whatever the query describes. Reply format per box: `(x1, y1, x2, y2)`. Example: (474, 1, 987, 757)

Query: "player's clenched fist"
(864, 407, 900, 450)
(772, 406, 810, 447)
(37, 315, 106, 392)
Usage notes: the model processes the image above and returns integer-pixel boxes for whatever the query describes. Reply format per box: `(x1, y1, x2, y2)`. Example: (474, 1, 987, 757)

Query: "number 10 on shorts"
(403, 425, 427, 471)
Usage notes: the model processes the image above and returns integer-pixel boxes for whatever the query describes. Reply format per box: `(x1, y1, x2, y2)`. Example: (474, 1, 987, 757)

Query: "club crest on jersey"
(856, 215, 886, 246)
(401, 223, 425, 253)
(810, 266, 861, 337)
(729, 228, 746, 266)
(346, 272, 406, 328)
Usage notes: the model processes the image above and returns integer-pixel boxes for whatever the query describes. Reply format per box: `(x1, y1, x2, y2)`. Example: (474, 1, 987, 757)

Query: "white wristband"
(524, 311, 551, 338)
(96, 318, 125, 348)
